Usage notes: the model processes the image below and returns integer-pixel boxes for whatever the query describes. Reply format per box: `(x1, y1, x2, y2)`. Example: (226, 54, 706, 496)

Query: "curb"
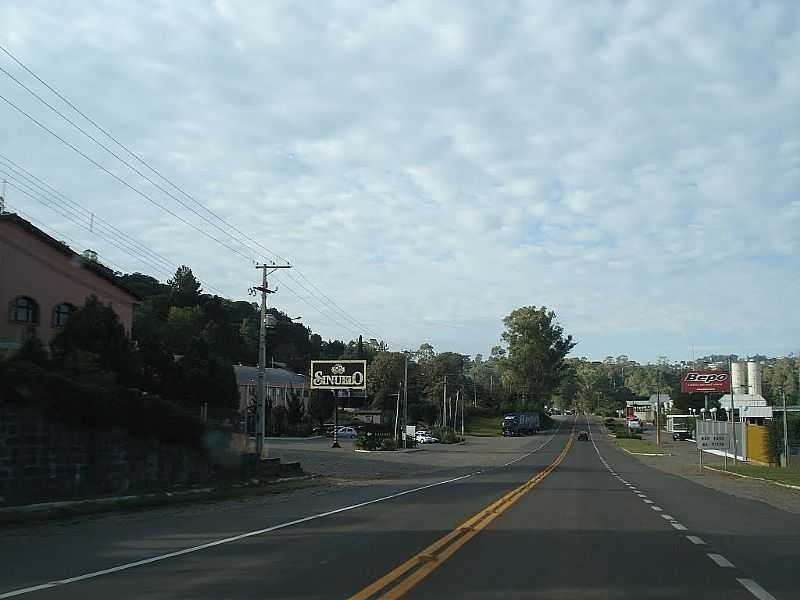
(0, 475, 315, 515)
(354, 448, 423, 454)
(703, 465, 800, 492)
(620, 447, 672, 457)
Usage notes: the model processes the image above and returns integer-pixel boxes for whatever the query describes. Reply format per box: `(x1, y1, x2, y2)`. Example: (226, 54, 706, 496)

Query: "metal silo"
(747, 361, 763, 396)
(731, 361, 747, 395)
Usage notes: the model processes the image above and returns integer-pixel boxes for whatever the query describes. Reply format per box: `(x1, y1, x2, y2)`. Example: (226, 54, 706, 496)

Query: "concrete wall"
(0, 218, 136, 348)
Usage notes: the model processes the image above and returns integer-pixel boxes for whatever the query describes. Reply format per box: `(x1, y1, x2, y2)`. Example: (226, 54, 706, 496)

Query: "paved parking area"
(264, 432, 553, 482)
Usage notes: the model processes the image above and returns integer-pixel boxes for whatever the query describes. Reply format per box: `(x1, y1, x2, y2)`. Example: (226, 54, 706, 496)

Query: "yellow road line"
(350, 426, 575, 600)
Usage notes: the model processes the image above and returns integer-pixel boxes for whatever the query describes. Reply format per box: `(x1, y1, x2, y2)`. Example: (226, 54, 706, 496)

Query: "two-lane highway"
(1, 416, 798, 599)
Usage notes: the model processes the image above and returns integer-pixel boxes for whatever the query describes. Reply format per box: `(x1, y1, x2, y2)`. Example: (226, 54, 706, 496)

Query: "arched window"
(52, 302, 76, 328)
(9, 296, 39, 324)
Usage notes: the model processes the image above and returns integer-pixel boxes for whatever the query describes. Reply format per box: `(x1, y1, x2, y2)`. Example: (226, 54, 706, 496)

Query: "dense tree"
(500, 306, 576, 409)
(51, 295, 138, 385)
(168, 265, 202, 307)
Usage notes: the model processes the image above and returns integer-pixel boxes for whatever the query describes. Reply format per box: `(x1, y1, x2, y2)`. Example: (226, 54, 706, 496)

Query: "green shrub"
(380, 438, 397, 451)
(404, 435, 417, 448)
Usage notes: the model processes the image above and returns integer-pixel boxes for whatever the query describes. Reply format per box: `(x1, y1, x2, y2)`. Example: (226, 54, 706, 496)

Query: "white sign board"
(405, 425, 416, 437)
(697, 432, 728, 450)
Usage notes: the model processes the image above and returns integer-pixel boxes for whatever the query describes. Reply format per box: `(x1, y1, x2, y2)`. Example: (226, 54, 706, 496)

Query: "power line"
(0, 44, 385, 340)
(5, 201, 130, 276)
(0, 47, 388, 344)
(4, 179, 177, 280)
(0, 155, 173, 271)
(0, 92, 258, 263)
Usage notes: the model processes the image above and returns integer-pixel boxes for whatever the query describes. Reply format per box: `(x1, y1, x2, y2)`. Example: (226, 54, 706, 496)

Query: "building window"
(52, 303, 75, 328)
(9, 296, 39, 324)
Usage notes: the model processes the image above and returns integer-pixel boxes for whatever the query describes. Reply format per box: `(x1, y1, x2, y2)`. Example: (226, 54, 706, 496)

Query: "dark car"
(577, 431, 589, 441)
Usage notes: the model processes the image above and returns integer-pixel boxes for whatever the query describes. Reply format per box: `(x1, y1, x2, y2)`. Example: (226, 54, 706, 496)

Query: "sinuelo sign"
(681, 371, 731, 394)
(310, 360, 367, 390)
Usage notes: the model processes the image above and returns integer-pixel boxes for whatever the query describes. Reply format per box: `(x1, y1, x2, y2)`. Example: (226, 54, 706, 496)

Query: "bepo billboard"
(681, 371, 731, 394)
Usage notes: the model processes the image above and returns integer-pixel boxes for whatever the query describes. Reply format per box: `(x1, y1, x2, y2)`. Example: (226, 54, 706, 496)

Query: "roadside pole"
(403, 353, 408, 448)
(332, 390, 340, 448)
(460, 389, 465, 442)
(729, 356, 737, 466)
(782, 389, 790, 468)
(393, 385, 401, 445)
(655, 378, 661, 446)
(442, 375, 447, 429)
(699, 444, 704, 475)
(455, 389, 460, 439)
(253, 263, 291, 459)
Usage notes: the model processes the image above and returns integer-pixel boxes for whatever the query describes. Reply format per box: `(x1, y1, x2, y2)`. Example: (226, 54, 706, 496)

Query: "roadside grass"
(615, 438, 669, 455)
(466, 415, 502, 437)
(0, 477, 318, 527)
(722, 464, 800, 487)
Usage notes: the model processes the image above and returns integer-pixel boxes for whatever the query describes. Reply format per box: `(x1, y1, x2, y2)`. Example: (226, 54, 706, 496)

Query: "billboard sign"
(310, 360, 367, 390)
(681, 371, 731, 394)
(697, 432, 728, 450)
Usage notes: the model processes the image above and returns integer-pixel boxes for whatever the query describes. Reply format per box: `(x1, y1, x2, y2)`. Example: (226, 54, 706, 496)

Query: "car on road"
(577, 431, 589, 441)
(336, 426, 358, 439)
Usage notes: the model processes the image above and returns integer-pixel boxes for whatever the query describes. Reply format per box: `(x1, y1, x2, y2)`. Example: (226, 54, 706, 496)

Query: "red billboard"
(681, 371, 731, 394)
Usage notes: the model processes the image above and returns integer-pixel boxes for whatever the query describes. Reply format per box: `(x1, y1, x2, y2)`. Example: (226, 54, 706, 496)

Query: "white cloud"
(1, 0, 798, 361)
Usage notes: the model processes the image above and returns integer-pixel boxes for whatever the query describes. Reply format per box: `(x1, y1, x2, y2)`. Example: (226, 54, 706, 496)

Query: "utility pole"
(655, 375, 661, 446)
(459, 388, 464, 441)
(782, 388, 790, 468)
(442, 375, 447, 429)
(0, 179, 6, 214)
(729, 356, 737, 465)
(253, 263, 291, 459)
(403, 353, 408, 448)
(393, 383, 402, 444)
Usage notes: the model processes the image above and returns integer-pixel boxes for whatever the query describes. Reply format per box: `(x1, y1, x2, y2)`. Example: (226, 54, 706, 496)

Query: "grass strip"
(615, 438, 670, 455)
(721, 464, 800, 487)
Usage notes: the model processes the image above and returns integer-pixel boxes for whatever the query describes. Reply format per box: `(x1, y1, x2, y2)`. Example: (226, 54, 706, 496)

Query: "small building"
(716, 393, 771, 423)
(0, 212, 140, 352)
(234, 364, 308, 415)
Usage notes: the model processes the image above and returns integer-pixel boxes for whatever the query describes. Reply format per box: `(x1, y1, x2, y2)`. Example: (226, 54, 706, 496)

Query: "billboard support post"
(309, 360, 367, 449)
(332, 391, 340, 448)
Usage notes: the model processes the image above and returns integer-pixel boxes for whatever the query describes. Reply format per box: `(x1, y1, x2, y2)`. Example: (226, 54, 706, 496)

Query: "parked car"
(416, 433, 439, 444)
(336, 426, 358, 439)
(577, 431, 589, 441)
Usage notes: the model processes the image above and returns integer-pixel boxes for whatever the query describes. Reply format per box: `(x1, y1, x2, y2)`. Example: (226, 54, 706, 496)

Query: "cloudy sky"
(1, 1, 798, 363)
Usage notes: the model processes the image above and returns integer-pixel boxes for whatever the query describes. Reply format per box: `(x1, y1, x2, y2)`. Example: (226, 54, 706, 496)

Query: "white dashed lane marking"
(686, 536, 705, 545)
(737, 578, 777, 600)
(708, 553, 735, 568)
(587, 417, 777, 600)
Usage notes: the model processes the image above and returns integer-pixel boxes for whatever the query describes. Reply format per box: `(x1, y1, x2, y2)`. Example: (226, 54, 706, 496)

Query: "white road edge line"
(671, 523, 688, 531)
(686, 535, 705, 545)
(737, 578, 777, 600)
(708, 553, 735, 568)
(0, 421, 569, 599)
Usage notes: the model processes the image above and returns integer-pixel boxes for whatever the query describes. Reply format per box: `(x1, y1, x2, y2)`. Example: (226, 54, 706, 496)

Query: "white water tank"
(731, 361, 747, 395)
(747, 361, 762, 396)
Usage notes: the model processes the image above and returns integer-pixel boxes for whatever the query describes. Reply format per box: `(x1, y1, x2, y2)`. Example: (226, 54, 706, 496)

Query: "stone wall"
(0, 401, 213, 505)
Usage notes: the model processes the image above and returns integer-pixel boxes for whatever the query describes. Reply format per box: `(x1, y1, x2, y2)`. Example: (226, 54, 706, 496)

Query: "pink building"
(0, 212, 140, 351)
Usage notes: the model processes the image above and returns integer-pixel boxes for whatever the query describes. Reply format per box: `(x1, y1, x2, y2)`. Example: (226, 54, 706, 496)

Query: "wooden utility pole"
(253, 263, 291, 458)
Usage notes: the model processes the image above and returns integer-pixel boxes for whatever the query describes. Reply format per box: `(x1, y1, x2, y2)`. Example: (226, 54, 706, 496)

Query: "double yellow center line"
(350, 426, 576, 599)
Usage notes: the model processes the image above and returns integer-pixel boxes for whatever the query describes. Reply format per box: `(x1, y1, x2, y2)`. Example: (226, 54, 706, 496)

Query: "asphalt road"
(1, 416, 798, 599)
